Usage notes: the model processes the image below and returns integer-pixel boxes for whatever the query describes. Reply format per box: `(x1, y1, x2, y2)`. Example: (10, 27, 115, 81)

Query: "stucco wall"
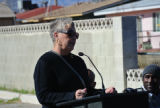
(0, 32, 53, 90)
(74, 16, 137, 92)
(0, 23, 53, 91)
(0, 17, 137, 92)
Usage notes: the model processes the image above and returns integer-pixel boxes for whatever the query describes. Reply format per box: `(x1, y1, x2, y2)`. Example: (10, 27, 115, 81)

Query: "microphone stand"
(79, 52, 106, 94)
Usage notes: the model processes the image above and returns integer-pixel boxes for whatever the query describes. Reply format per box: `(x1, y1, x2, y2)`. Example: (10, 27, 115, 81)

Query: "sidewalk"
(0, 90, 40, 105)
(0, 103, 41, 108)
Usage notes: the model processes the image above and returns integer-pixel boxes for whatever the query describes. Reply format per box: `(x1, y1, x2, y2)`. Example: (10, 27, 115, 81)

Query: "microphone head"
(78, 52, 84, 56)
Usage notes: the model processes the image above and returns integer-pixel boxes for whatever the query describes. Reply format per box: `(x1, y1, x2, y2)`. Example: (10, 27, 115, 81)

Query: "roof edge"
(43, 14, 83, 20)
(84, 0, 135, 15)
(21, 14, 83, 23)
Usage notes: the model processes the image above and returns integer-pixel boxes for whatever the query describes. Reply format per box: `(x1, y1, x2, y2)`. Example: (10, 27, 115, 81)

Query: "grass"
(0, 100, 5, 104)
(6, 98, 21, 104)
(0, 86, 35, 94)
(0, 86, 35, 104)
(0, 87, 35, 104)
(0, 98, 21, 104)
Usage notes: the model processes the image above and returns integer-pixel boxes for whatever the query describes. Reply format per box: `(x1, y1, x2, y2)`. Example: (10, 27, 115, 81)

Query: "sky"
(32, 0, 89, 7)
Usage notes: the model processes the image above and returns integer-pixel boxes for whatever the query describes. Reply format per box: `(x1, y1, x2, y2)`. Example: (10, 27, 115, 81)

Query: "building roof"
(0, 2, 15, 18)
(94, 0, 160, 16)
(16, 5, 62, 19)
(24, 0, 122, 22)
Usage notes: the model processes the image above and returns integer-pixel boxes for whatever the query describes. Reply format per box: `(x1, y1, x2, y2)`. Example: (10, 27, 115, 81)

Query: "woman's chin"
(66, 47, 74, 52)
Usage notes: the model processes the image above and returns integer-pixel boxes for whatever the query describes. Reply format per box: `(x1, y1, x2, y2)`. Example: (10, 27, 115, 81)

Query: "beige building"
(0, 2, 15, 26)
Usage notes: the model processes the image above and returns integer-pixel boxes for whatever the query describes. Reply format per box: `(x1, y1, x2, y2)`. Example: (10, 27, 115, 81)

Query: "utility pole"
(45, 0, 58, 17)
(45, 0, 51, 16)
(54, 0, 58, 6)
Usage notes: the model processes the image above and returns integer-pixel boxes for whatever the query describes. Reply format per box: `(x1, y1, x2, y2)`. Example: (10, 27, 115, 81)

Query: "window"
(153, 12, 160, 31)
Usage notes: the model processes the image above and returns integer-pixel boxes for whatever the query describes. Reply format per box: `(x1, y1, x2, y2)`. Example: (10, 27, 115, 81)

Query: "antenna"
(45, 0, 51, 17)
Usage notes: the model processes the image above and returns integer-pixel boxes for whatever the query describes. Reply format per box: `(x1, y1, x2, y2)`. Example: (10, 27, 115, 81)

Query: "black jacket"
(34, 51, 92, 108)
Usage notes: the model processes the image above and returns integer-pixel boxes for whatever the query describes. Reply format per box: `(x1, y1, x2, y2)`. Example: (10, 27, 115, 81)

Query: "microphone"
(78, 52, 105, 93)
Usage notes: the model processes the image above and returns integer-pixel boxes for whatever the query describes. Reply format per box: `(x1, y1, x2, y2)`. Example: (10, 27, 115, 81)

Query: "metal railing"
(137, 30, 160, 51)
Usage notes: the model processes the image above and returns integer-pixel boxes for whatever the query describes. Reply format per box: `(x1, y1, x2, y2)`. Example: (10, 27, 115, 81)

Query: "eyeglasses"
(58, 29, 79, 39)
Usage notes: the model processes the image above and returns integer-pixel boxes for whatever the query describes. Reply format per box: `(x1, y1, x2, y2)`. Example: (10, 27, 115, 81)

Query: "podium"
(56, 92, 149, 108)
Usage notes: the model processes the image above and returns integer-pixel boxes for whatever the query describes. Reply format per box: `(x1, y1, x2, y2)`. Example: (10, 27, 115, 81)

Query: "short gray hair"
(50, 18, 73, 42)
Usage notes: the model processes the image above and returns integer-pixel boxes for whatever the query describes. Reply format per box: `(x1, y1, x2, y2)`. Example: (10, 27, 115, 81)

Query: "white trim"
(94, 0, 160, 16)
(94, 6, 160, 16)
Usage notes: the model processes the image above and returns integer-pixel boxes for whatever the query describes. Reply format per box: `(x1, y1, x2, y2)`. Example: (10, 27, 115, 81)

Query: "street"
(0, 103, 41, 108)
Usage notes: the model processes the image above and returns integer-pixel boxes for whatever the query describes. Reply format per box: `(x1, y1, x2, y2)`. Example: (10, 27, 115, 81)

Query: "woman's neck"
(53, 46, 70, 56)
